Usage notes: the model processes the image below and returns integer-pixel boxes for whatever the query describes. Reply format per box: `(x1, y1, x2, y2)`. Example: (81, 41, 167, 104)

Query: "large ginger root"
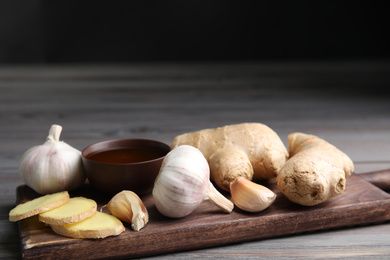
(276, 133, 354, 206)
(171, 123, 288, 212)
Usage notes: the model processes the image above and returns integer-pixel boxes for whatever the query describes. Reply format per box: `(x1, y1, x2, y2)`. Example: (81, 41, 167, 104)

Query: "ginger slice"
(9, 191, 70, 222)
(50, 212, 125, 239)
(39, 197, 97, 225)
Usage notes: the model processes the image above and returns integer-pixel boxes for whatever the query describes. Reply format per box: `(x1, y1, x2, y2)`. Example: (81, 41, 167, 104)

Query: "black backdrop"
(1, 1, 389, 63)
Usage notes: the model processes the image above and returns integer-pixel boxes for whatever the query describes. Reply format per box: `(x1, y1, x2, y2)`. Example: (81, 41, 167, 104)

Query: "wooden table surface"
(1, 61, 390, 259)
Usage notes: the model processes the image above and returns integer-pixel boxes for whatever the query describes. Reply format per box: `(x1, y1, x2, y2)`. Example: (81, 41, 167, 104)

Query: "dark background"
(0, 1, 389, 64)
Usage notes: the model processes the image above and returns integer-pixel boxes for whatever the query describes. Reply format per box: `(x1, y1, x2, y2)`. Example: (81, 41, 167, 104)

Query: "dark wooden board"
(17, 172, 390, 260)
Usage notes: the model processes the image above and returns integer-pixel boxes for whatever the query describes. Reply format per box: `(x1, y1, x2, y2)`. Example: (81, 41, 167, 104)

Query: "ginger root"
(171, 123, 288, 212)
(276, 132, 354, 206)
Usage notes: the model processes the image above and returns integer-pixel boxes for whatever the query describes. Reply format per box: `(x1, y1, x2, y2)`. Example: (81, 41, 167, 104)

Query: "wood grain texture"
(16, 173, 390, 260)
(1, 62, 390, 259)
(360, 169, 390, 191)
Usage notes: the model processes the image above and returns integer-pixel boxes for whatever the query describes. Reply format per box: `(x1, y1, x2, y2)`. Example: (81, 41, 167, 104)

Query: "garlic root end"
(131, 211, 148, 231)
(107, 190, 149, 231)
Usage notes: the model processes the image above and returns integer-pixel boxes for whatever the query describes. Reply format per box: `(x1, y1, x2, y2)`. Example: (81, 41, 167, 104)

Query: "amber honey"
(87, 147, 166, 164)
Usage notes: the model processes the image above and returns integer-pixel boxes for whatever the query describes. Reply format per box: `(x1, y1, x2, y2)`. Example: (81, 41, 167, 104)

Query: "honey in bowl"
(82, 139, 171, 195)
(87, 147, 166, 164)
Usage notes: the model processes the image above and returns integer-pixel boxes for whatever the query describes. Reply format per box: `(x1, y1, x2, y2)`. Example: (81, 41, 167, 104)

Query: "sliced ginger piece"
(50, 212, 125, 239)
(39, 197, 97, 225)
(9, 191, 70, 222)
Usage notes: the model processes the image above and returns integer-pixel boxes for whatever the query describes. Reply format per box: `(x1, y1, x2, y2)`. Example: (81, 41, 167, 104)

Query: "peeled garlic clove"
(105, 190, 149, 231)
(230, 177, 276, 212)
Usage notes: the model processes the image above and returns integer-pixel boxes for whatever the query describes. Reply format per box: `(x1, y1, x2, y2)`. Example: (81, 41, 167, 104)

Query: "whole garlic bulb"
(19, 124, 86, 194)
(152, 145, 233, 218)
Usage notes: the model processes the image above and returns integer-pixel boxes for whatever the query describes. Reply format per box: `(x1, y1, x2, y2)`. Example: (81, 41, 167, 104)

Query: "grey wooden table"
(1, 61, 390, 259)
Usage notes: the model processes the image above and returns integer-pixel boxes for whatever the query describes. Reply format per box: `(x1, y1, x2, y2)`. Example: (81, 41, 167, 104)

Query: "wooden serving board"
(17, 170, 390, 260)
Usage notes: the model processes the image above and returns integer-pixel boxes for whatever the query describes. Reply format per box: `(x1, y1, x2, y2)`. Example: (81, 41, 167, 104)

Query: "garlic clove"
(206, 181, 234, 213)
(105, 190, 149, 231)
(230, 177, 276, 212)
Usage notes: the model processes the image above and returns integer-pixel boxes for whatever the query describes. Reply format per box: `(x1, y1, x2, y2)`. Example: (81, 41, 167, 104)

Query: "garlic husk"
(152, 145, 233, 218)
(105, 190, 149, 231)
(230, 177, 276, 212)
(19, 124, 86, 194)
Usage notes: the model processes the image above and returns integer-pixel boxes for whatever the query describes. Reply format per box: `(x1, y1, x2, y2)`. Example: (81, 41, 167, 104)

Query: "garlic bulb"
(19, 124, 86, 194)
(152, 145, 234, 218)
